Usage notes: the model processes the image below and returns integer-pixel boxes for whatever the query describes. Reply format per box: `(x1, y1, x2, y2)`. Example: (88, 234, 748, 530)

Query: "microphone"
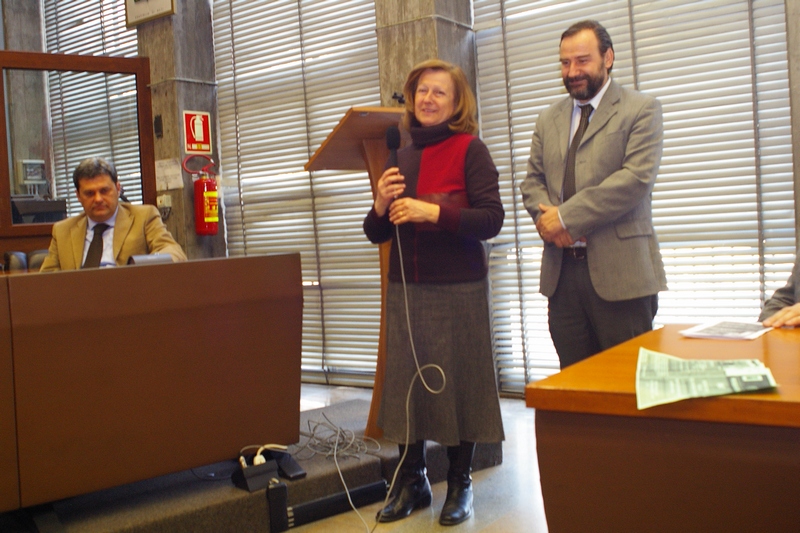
(386, 125, 400, 168)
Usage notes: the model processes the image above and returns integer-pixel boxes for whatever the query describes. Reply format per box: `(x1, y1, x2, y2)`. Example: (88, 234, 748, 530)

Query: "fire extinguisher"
(183, 155, 219, 235)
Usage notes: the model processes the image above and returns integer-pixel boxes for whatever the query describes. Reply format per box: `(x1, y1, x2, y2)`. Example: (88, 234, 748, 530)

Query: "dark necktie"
(82, 223, 109, 269)
(563, 104, 593, 201)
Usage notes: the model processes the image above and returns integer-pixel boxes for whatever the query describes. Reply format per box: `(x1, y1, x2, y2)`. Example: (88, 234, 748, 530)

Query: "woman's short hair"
(402, 59, 478, 135)
(72, 157, 118, 189)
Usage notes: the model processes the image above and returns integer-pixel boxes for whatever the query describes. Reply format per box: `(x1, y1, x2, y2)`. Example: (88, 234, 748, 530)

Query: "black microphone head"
(386, 125, 400, 168)
(386, 126, 401, 150)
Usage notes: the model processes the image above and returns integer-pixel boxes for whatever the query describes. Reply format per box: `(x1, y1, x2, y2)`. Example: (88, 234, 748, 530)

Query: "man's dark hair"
(561, 20, 614, 72)
(72, 157, 118, 190)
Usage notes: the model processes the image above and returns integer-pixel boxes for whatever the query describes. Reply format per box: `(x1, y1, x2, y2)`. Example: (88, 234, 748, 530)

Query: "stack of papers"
(635, 347, 777, 410)
(679, 321, 771, 340)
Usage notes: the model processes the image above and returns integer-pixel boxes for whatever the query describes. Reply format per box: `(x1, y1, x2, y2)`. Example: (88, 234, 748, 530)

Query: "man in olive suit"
(40, 157, 186, 271)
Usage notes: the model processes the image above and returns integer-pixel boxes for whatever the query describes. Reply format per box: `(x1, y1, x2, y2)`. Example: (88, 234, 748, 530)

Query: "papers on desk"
(635, 347, 777, 410)
(679, 321, 771, 340)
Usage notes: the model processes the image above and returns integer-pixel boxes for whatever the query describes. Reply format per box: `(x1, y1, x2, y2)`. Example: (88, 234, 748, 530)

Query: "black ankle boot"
(440, 441, 475, 526)
(377, 442, 432, 523)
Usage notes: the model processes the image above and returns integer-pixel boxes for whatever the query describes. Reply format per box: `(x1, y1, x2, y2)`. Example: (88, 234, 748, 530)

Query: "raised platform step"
(0, 399, 502, 533)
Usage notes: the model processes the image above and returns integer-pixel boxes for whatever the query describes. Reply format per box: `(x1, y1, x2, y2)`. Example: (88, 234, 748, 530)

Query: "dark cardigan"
(363, 121, 504, 283)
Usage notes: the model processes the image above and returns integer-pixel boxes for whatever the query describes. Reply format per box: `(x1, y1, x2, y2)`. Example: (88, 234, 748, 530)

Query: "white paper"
(635, 347, 777, 410)
(678, 321, 771, 340)
(155, 158, 184, 191)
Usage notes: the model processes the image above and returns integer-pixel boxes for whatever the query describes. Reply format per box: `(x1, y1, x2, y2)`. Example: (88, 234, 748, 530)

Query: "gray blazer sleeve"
(759, 260, 800, 321)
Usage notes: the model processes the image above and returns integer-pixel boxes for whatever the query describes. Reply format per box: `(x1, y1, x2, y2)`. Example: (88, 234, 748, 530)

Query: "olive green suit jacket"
(39, 203, 186, 272)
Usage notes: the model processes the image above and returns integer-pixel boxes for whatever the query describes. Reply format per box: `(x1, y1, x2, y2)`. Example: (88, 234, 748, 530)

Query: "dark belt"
(563, 247, 587, 260)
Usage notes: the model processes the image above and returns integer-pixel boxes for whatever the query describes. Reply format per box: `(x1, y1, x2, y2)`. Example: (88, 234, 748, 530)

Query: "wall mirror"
(0, 51, 154, 253)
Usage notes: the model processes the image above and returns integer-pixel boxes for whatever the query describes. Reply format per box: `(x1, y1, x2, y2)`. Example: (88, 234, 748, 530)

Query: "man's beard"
(563, 71, 605, 101)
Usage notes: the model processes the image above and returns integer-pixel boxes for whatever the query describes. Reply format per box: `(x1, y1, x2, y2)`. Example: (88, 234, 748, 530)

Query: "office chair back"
(3, 251, 28, 273)
(27, 250, 49, 272)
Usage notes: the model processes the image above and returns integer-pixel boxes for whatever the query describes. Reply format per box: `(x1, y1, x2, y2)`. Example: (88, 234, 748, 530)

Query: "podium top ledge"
(305, 106, 405, 172)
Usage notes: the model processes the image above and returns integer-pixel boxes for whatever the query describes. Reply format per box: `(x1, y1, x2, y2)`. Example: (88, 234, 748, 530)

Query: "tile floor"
(294, 383, 549, 532)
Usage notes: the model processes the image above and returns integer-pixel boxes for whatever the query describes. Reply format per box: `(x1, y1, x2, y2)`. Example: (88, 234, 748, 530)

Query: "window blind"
(213, 0, 382, 385)
(474, 0, 794, 394)
(44, 0, 141, 213)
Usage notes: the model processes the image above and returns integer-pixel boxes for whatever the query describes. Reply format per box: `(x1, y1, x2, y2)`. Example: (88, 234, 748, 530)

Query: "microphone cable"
(394, 222, 446, 397)
(374, 216, 447, 530)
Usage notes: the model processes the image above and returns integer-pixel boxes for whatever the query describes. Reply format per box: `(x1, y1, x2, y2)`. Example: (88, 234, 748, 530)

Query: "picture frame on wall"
(18, 159, 46, 184)
(125, 0, 176, 28)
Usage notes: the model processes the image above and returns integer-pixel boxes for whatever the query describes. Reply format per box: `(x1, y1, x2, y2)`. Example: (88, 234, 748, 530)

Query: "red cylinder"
(194, 175, 219, 235)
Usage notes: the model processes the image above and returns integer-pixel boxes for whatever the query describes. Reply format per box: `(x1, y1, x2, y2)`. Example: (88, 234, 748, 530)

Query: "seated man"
(759, 258, 800, 327)
(40, 157, 187, 272)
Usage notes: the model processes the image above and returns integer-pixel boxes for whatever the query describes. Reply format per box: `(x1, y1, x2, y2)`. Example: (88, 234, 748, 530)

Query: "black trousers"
(548, 252, 658, 369)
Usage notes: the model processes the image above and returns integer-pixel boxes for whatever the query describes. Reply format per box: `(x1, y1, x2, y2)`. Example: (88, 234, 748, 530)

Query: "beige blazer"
(520, 79, 667, 301)
(39, 203, 187, 272)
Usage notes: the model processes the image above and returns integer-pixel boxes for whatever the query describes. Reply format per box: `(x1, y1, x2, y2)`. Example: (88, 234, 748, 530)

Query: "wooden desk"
(0, 280, 18, 512)
(3, 254, 302, 509)
(526, 325, 800, 533)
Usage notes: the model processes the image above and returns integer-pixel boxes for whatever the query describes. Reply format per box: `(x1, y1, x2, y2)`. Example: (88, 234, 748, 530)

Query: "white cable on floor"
(290, 413, 380, 533)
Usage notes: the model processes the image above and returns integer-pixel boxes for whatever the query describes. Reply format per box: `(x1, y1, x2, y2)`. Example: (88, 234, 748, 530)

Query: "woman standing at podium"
(363, 59, 505, 526)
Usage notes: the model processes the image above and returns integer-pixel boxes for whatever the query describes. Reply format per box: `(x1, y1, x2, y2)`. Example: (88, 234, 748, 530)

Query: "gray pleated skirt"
(378, 279, 505, 446)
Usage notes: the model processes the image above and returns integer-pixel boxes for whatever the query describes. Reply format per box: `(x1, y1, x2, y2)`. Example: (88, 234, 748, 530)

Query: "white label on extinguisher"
(203, 191, 219, 222)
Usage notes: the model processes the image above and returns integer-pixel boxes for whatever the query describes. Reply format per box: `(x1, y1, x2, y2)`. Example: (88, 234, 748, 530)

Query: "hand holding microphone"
(374, 125, 405, 216)
(380, 125, 439, 224)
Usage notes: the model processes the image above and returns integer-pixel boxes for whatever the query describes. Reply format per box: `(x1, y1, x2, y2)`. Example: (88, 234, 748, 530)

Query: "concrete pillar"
(136, 0, 225, 259)
(1, 1, 50, 199)
(1, 0, 43, 52)
(784, 0, 800, 237)
(375, 0, 475, 106)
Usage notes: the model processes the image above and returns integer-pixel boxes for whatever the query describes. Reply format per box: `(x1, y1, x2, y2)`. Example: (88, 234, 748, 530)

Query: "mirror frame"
(0, 50, 154, 240)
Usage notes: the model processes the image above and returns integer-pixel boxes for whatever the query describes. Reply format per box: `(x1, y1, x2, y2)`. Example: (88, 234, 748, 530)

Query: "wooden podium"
(305, 106, 407, 438)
